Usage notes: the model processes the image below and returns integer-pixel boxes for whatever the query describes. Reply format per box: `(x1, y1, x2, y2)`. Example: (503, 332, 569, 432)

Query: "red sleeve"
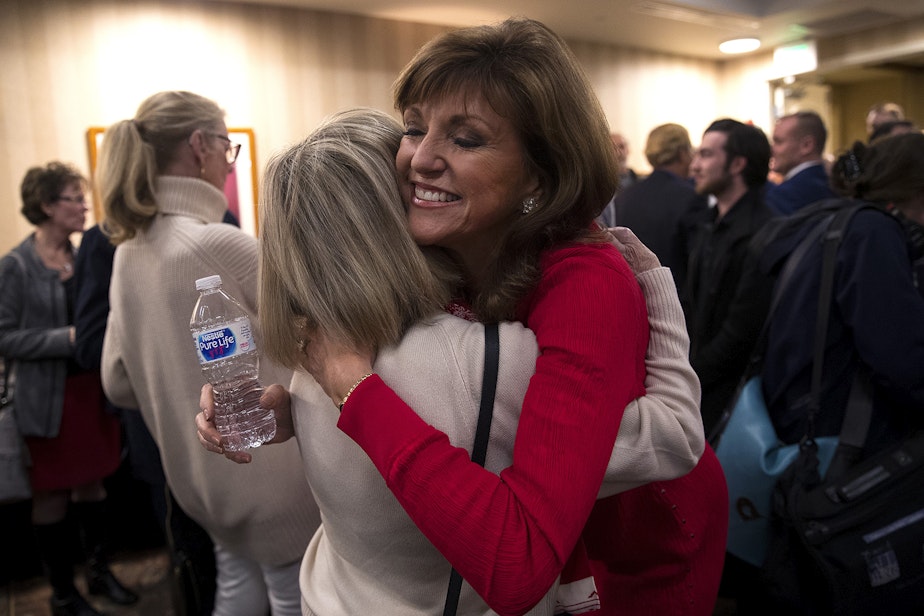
(338, 243, 649, 615)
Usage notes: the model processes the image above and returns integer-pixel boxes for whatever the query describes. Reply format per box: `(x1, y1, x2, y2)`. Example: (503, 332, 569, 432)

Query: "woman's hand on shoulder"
(605, 226, 661, 274)
(298, 329, 375, 409)
(195, 382, 295, 464)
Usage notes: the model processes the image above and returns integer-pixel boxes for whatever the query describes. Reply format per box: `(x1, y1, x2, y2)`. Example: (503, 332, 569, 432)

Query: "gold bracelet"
(338, 373, 374, 411)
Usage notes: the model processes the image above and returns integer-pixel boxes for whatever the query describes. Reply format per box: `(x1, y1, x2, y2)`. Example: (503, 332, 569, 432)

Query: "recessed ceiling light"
(719, 37, 761, 54)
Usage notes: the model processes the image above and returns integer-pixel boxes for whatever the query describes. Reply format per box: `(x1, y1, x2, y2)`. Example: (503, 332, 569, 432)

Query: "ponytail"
(98, 119, 158, 244)
(98, 91, 226, 245)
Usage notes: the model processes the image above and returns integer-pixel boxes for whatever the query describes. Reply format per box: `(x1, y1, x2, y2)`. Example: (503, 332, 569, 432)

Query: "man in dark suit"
(612, 123, 706, 289)
(765, 111, 835, 215)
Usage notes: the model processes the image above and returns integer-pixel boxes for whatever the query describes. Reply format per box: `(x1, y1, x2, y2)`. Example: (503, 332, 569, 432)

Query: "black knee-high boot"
(73, 500, 139, 606)
(33, 520, 102, 616)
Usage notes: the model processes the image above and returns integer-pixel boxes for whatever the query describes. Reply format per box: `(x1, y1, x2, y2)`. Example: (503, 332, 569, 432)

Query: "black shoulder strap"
(805, 204, 869, 439)
(763, 215, 832, 344)
(747, 203, 847, 378)
(838, 367, 874, 449)
(802, 204, 885, 481)
(443, 321, 500, 616)
(471, 322, 499, 466)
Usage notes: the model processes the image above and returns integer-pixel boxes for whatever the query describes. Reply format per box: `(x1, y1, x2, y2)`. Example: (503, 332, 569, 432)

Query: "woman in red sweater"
(288, 18, 727, 616)
(198, 17, 725, 616)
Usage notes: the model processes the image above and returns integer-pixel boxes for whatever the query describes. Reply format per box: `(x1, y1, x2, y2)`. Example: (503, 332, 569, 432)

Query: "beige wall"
(570, 40, 727, 176)
(1, 0, 776, 254)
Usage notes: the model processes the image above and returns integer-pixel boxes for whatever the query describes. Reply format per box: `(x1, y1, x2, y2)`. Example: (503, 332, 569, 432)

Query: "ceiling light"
(719, 37, 761, 54)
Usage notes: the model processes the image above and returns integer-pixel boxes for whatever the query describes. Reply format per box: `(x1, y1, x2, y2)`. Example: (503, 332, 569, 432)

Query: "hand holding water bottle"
(197, 382, 294, 464)
(190, 275, 275, 451)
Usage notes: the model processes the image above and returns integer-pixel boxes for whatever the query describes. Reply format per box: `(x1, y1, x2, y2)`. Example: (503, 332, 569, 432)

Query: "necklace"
(38, 247, 73, 274)
(33, 233, 73, 275)
(45, 253, 73, 274)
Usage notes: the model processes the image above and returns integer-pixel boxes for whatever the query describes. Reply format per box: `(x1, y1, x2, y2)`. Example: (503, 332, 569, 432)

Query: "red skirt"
(25, 370, 121, 492)
(583, 444, 729, 616)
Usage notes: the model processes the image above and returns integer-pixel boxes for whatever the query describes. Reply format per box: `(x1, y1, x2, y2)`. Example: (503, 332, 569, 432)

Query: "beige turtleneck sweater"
(102, 176, 317, 565)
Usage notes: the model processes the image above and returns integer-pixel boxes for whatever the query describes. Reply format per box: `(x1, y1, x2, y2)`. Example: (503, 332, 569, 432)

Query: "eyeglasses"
(210, 133, 242, 164)
(57, 195, 87, 205)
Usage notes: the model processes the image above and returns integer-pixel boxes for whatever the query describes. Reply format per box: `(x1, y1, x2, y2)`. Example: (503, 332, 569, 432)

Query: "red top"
(338, 242, 648, 615)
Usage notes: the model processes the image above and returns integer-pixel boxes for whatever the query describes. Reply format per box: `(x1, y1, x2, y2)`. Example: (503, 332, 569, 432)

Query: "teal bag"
(714, 376, 837, 567)
(711, 201, 868, 568)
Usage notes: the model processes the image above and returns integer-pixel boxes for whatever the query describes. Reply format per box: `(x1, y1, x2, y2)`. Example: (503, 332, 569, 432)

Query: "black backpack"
(752, 198, 924, 616)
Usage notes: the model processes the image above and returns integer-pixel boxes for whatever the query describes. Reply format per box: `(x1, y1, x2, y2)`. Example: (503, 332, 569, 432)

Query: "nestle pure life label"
(193, 318, 256, 365)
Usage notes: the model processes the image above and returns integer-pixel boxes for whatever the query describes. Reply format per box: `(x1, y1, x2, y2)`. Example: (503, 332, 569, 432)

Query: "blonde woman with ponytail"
(99, 91, 316, 616)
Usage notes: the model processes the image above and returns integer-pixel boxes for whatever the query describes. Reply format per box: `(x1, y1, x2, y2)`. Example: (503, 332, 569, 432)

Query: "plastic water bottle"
(190, 275, 275, 451)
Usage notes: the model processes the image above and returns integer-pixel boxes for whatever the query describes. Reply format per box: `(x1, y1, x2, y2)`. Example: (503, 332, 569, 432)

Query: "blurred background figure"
(753, 131, 924, 616)
(865, 101, 905, 139)
(766, 111, 836, 215)
(597, 132, 640, 227)
(612, 132, 639, 189)
(611, 122, 706, 289)
(73, 220, 224, 616)
(0, 162, 136, 616)
(869, 119, 917, 143)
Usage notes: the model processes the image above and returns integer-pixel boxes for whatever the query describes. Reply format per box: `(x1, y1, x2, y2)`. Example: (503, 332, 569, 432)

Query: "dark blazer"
(765, 163, 835, 216)
(74, 224, 114, 371)
(73, 224, 168, 485)
(613, 169, 707, 289)
(682, 187, 775, 431)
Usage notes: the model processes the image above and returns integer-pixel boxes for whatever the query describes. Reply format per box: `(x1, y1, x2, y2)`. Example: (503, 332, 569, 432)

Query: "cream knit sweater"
(293, 267, 701, 615)
(102, 176, 318, 565)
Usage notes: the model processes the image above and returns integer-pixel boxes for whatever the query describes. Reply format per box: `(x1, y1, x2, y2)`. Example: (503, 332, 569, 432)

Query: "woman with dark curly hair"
(0, 162, 135, 616)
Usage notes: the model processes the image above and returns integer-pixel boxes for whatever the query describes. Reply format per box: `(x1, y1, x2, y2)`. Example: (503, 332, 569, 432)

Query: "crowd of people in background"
(2, 13, 923, 616)
(603, 99, 924, 613)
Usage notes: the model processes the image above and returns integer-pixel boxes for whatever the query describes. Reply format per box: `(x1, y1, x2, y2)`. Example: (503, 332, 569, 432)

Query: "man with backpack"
(747, 134, 924, 614)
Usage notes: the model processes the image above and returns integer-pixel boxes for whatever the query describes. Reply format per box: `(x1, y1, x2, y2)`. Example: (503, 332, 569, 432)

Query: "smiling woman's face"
(396, 92, 539, 273)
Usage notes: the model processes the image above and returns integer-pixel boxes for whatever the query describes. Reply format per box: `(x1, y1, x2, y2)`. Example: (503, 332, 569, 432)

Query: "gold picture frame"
(85, 126, 260, 237)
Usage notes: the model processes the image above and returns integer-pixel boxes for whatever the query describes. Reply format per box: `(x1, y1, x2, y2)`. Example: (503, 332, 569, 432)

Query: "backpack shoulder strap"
(807, 203, 875, 418)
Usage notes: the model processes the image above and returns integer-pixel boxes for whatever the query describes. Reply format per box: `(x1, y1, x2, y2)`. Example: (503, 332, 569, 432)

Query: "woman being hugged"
(99, 91, 317, 616)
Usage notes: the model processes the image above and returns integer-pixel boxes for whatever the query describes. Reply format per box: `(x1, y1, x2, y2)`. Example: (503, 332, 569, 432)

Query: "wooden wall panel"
(0, 0, 728, 252)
